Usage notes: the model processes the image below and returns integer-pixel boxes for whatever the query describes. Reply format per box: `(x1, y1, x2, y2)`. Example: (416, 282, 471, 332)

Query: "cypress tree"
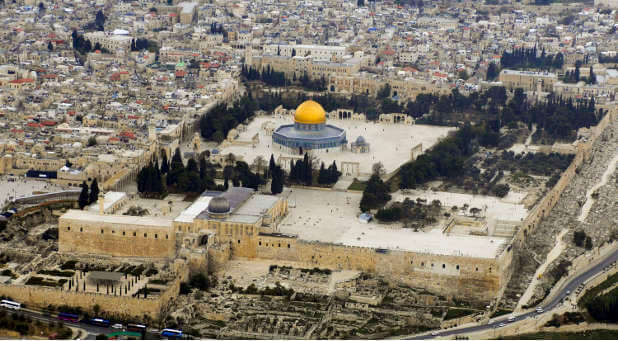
(302, 153, 312, 185)
(88, 178, 100, 205)
(318, 162, 328, 184)
(161, 152, 169, 174)
(329, 160, 340, 183)
(171, 147, 184, 171)
(187, 158, 199, 173)
(78, 181, 89, 209)
(268, 154, 276, 178)
(271, 166, 284, 194)
(199, 156, 207, 180)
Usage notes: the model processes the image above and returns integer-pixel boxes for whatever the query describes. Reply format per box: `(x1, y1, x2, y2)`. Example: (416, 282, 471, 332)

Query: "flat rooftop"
(174, 195, 212, 223)
(218, 115, 454, 176)
(187, 188, 280, 224)
(88, 191, 127, 213)
(278, 188, 509, 259)
(61, 209, 172, 228)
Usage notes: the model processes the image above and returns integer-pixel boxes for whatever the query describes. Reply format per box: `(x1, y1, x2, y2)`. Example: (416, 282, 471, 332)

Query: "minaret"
(148, 125, 156, 143)
(98, 192, 105, 215)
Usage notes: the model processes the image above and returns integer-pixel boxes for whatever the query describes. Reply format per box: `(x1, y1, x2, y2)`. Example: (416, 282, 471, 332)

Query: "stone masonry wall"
(255, 236, 507, 303)
(0, 262, 189, 321)
(58, 217, 176, 258)
(511, 107, 616, 248)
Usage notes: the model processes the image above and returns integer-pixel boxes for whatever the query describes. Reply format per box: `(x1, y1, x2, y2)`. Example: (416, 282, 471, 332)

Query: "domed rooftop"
(355, 136, 366, 144)
(207, 196, 230, 214)
(294, 100, 326, 124)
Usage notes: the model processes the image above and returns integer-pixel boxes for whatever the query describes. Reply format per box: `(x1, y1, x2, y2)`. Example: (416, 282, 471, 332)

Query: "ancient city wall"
(511, 107, 616, 248)
(0, 284, 161, 319)
(255, 236, 506, 303)
(58, 217, 176, 258)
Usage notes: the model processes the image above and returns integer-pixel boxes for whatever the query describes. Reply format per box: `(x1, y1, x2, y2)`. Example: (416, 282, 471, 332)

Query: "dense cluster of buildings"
(0, 0, 616, 322)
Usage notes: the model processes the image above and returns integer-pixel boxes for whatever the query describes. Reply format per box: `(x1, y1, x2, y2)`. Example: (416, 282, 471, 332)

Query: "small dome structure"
(208, 196, 230, 215)
(355, 136, 366, 145)
(294, 100, 326, 124)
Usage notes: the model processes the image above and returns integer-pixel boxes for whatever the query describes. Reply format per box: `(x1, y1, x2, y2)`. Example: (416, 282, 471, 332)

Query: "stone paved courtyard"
(218, 115, 454, 176)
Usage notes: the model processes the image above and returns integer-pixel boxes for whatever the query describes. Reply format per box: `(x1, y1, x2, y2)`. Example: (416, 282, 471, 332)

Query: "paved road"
(0, 306, 113, 338)
(410, 247, 618, 339)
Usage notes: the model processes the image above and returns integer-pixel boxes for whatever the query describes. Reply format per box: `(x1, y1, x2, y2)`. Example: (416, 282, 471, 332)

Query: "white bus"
(0, 299, 21, 310)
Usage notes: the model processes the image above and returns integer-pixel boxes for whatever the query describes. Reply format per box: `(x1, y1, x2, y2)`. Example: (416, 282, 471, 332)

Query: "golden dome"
(294, 100, 326, 124)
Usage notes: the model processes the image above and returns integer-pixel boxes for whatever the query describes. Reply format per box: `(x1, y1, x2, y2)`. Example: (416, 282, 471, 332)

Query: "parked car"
(111, 323, 124, 330)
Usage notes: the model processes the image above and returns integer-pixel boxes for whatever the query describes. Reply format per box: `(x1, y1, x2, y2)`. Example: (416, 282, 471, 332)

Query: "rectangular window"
(166, 234, 169, 239)
(80, 227, 83, 232)
(155, 234, 158, 239)
(122, 231, 125, 236)
(133, 232, 136, 237)
(144, 233, 147, 238)
(67, 226, 70, 231)
(112, 230, 115, 234)
(101, 229, 104, 234)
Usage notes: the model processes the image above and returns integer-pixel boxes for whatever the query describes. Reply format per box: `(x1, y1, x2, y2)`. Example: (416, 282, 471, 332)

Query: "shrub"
(491, 183, 510, 198)
(586, 287, 618, 323)
(444, 308, 476, 320)
(573, 230, 587, 247)
(37, 270, 75, 277)
(60, 260, 78, 270)
(585, 236, 593, 250)
(189, 273, 209, 291)
(545, 173, 560, 188)
(179, 282, 191, 295)
(375, 206, 403, 222)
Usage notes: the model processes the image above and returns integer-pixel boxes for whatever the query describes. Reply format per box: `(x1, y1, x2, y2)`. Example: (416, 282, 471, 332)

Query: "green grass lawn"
(347, 179, 367, 191)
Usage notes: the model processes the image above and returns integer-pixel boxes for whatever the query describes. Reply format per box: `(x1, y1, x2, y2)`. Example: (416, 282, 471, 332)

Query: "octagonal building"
(273, 100, 346, 154)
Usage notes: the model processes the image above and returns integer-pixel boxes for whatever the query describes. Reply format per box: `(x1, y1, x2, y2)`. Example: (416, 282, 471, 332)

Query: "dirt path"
(578, 153, 618, 222)
(524, 124, 537, 146)
(515, 228, 569, 312)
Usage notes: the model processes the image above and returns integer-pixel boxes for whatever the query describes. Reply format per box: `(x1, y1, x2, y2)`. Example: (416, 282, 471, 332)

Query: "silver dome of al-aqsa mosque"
(207, 196, 231, 215)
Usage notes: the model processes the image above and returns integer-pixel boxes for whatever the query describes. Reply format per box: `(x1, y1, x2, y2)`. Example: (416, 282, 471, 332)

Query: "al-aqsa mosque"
(272, 100, 347, 153)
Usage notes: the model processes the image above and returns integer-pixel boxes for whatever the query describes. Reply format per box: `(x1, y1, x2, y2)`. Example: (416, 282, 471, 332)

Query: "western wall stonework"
(58, 214, 176, 258)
